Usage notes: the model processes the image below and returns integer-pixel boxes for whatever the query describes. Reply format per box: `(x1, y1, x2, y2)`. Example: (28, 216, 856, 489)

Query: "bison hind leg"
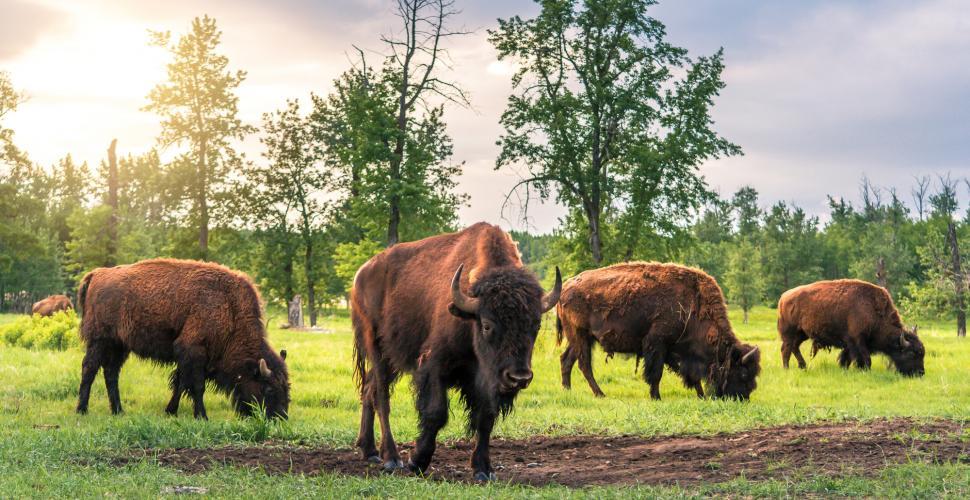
(165, 368, 185, 416)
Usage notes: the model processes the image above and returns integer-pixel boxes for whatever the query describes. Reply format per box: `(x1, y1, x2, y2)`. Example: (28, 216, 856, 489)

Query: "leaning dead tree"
(381, 0, 470, 245)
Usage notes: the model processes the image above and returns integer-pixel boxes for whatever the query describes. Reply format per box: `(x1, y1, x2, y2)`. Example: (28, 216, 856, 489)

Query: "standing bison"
(75, 259, 290, 419)
(557, 262, 761, 400)
(351, 222, 561, 481)
(32, 294, 74, 316)
(777, 279, 925, 376)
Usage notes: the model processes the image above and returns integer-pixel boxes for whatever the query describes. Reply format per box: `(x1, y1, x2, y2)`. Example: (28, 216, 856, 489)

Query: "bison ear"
(448, 303, 477, 320)
(280, 349, 287, 360)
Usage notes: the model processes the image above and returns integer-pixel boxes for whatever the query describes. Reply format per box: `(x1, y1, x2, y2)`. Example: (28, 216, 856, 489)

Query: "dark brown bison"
(351, 222, 561, 481)
(75, 258, 290, 419)
(557, 262, 761, 401)
(32, 294, 73, 316)
(777, 279, 924, 376)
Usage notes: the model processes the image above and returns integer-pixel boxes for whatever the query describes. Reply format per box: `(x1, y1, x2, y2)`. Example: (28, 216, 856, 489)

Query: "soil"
(124, 419, 967, 487)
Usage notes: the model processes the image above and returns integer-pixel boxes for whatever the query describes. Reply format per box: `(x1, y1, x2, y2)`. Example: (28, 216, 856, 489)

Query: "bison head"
(887, 327, 925, 377)
(234, 349, 291, 418)
(449, 264, 561, 396)
(713, 343, 761, 400)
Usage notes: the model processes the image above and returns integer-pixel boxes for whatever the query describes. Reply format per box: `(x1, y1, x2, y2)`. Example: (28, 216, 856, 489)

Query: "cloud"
(0, 0, 66, 60)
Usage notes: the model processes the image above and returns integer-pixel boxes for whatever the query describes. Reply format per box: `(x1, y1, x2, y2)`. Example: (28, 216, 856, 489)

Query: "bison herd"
(49, 222, 925, 480)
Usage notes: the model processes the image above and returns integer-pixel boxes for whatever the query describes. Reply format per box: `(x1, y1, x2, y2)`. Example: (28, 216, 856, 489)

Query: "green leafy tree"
(334, 239, 384, 298)
(489, 0, 740, 266)
(724, 240, 764, 324)
(245, 99, 333, 326)
(143, 16, 253, 259)
(762, 201, 823, 302)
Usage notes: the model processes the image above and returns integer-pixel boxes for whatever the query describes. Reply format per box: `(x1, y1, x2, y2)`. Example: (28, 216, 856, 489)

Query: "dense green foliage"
(0, 310, 79, 350)
(0, 308, 967, 496)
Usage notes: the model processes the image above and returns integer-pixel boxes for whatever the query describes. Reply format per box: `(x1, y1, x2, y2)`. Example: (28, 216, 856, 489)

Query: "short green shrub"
(0, 310, 80, 350)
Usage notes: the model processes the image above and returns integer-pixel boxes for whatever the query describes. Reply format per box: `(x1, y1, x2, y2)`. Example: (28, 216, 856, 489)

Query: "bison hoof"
(474, 471, 497, 482)
(382, 459, 405, 473)
(406, 460, 426, 475)
(365, 455, 381, 464)
(75, 407, 88, 415)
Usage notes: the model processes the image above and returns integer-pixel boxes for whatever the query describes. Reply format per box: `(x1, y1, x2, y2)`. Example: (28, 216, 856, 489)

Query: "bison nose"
(504, 369, 533, 389)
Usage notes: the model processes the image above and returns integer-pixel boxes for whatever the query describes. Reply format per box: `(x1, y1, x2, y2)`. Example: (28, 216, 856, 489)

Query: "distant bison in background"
(557, 262, 761, 400)
(777, 279, 925, 376)
(351, 222, 561, 481)
(32, 294, 73, 316)
(76, 258, 290, 419)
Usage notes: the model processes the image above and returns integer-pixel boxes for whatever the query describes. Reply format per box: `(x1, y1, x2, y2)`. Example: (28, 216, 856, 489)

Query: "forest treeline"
(0, 1, 967, 335)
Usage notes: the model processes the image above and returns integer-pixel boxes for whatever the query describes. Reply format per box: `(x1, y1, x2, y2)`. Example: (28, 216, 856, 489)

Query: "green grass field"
(1, 306, 968, 498)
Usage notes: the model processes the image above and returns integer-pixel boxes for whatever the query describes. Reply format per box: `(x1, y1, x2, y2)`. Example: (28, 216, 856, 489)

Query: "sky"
(3, 0, 970, 233)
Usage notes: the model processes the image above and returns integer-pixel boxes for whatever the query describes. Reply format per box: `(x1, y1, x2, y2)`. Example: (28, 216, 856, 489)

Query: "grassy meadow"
(1, 306, 968, 498)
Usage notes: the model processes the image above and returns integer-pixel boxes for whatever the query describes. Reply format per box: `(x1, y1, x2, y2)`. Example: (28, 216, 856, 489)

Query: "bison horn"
(899, 332, 910, 348)
(541, 267, 563, 313)
(741, 345, 759, 364)
(259, 358, 272, 378)
(451, 264, 481, 314)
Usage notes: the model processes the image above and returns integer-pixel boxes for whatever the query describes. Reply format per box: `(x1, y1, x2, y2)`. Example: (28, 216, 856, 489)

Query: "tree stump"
(288, 295, 304, 329)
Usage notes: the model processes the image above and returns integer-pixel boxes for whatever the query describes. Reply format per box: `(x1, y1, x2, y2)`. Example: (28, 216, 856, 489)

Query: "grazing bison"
(75, 258, 290, 419)
(557, 262, 761, 400)
(777, 279, 924, 376)
(32, 294, 74, 316)
(351, 222, 561, 481)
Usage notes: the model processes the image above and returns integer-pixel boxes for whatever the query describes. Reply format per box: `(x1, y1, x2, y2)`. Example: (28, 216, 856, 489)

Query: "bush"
(0, 310, 80, 350)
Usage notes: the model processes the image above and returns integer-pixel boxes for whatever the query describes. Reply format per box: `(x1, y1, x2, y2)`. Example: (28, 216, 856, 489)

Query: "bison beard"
(351, 223, 560, 481)
(556, 262, 761, 400)
(778, 279, 925, 376)
(74, 259, 290, 419)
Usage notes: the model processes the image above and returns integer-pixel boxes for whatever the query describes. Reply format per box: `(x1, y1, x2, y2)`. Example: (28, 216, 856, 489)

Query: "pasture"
(1, 306, 968, 497)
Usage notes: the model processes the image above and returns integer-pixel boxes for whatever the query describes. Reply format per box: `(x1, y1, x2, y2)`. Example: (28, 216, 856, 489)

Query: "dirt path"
(129, 419, 967, 487)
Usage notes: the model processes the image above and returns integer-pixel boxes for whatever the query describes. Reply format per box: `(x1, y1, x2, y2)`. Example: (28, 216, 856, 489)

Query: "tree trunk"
(283, 256, 294, 307)
(198, 139, 209, 260)
(585, 203, 603, 266)
(288, 295, 303, 329)
(875, 256, 888, 291)
(387, 126, 405, 246)
(105, 139, 118, 267)
(946, 221, 966, 337)
(305, 241, 317, 327)
(743, 308, 749, 324)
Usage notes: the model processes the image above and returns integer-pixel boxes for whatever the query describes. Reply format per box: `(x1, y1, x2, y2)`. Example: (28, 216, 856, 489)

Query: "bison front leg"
(408, 370, 449, 475)
(642, 340, 666, 400)
(471, 408, 498, 481)
(849, 339, 871, 370)
(175, 343, 209, 420)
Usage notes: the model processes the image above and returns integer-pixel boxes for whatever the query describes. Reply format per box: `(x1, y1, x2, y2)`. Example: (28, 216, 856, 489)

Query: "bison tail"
(555, 312, 564, 346)
(77, 271, 95, 319)
(350, 296, 368, 391)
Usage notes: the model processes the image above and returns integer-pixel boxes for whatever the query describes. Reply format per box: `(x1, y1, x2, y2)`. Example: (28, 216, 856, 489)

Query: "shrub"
(0, 310, 81, 350)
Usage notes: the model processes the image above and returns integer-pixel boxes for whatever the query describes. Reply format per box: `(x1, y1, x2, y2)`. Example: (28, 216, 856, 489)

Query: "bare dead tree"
(912, 175, 930, 221)
(382, 0, 471, 245)
(106, 139, 119, 267)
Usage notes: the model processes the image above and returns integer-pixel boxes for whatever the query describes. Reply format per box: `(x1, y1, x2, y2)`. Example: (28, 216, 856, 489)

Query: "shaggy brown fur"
(75, 258, 290, 419)
(556, 262, 761, 400)
(777, 279, 925, 376)
(31, 294, 73, 316)
(351, 222, 561, 481)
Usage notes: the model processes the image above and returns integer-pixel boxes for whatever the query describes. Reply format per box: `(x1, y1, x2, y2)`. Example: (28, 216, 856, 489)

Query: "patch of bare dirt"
(122, 419, 967, 487)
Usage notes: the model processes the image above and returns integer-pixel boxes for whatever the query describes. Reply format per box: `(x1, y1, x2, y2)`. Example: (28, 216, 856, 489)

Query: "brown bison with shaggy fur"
(75, 258, 290, 419)
(351, 222, 561, 481)
(32, 294, 73, 316)
(556, 262, 761, 400)
(777, 279, 924, 376)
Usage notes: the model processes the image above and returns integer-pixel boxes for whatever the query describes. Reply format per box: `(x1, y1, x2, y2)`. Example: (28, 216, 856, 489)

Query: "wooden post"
(288, 294, 304, 329)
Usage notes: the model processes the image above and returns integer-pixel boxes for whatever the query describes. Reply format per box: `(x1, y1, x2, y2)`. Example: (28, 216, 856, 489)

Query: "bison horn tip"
(259, 358, 272, 378)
